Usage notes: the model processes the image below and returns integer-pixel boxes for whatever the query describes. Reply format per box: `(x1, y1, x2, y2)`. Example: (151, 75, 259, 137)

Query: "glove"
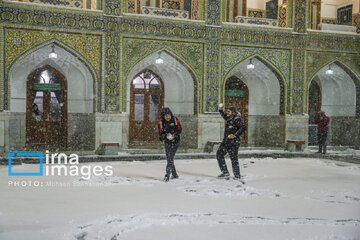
(166, 133, 174, 140)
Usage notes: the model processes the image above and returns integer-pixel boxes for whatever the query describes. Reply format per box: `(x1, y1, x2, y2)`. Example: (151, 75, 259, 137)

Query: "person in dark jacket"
(315, 111, 330, 154)
(217, 105, 246, 180)
(158, 107, 182, 182)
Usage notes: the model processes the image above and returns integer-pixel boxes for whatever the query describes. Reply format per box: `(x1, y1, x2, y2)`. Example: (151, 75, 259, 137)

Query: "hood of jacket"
(161, 107, 174, 120)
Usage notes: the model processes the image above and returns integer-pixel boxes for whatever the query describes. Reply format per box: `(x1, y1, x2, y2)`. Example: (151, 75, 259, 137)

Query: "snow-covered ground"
(0, 157, 359, 240)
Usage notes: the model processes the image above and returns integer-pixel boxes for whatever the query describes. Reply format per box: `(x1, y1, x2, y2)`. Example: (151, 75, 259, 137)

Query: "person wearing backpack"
(158, 107, 182, 182)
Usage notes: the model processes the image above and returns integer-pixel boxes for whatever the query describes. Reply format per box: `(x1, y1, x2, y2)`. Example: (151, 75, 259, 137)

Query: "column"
(205, 0, 221, 112)
(285, 0, 309, 144)
(278, 0, 288, 27)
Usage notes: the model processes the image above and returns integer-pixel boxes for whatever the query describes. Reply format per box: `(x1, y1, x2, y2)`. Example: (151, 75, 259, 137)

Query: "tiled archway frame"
(221, 45, 291, 114)
(305, 51, 360, 117)
(121, 36, 204, 113)
(2, 27, 103, 112)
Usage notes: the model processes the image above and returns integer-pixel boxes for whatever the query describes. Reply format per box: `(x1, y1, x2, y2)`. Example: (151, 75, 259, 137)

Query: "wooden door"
(130, 70, 164, 144)
(225, 76, 249, 146)
(26, 65, 67, 147)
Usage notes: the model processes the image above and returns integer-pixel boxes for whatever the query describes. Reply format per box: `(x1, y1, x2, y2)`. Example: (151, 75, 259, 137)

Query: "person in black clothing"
(217, 105, 246, 180)
(158, 107, 182, 182)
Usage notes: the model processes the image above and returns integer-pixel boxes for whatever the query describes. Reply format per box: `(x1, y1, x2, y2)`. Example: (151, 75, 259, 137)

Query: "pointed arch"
(125, 48, 199, 90)
(307, 60, 360, 117)
(222, 54, 287, 115)
(6, 39, 99, 111)
(123, 48, 199, 114)
(131, 69, 165, 87)
(307, 59, 360, 88)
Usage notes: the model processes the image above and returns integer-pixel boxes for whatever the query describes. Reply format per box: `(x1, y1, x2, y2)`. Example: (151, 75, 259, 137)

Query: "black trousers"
(165, 142, 179, 176)
(318, 132, 328, 146)
(216, 139, 241, 177)
(318, 132, 328, 153)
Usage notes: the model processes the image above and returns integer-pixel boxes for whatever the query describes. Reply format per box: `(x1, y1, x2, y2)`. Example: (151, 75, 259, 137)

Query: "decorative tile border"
(0, 5, 358, 52)
(294, 0, 307, 33)
(206, 0, 220, 26)
(278, 1, 288, 27)
(141, 6, 189, 19)
(105, 0, 121, 16)
(292, 49, 305, 114)
(8, 0, 84, 8)
(104, 29, 120, 112)
(247, 8, 266, 18)
(235, 16, 277, 27)
(205, 38, 220, 112)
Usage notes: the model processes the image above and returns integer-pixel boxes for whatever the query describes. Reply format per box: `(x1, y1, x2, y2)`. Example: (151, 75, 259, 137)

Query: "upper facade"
(2, 0, 359, 31)
(0, 0, 359, 114)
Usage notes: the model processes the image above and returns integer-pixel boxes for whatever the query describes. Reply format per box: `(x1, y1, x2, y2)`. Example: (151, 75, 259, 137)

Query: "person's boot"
(218, 172, 230, 178)
(171, 172, 179, 179)
(163, 174, 170, 182)
(317, 145, 322, 153)
(234, 175, 245, 184)
(322, 146, 327, 154)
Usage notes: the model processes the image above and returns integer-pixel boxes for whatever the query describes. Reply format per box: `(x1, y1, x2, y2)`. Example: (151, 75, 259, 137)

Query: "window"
(309, 0, 358, 33)
(127, 0, 200, 20)
(224, 0, 290, 28)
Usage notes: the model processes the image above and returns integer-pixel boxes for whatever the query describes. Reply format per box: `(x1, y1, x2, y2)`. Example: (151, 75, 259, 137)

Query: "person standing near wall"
(158, 107, 182, 182)
(217, 104, 247, 181)
(315, 111, 330, 154)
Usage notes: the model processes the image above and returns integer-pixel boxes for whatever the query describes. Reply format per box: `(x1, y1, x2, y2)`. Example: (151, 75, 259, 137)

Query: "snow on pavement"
(0, 157, 359, 240)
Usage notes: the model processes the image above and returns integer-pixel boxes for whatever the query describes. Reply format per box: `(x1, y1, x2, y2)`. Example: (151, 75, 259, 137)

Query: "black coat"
(158, 116, 182, 144)
(219, 110, 246, 142)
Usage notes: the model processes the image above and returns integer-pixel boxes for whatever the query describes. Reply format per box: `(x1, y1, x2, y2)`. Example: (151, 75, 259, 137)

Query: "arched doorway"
(26, 65, 67, 147)
(130, 70, 164, 144)
(225, 76, 249, 145)
(223, 56, 286, 147)
(307, 61, 359, 146)
(127, 50, 197, 148)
